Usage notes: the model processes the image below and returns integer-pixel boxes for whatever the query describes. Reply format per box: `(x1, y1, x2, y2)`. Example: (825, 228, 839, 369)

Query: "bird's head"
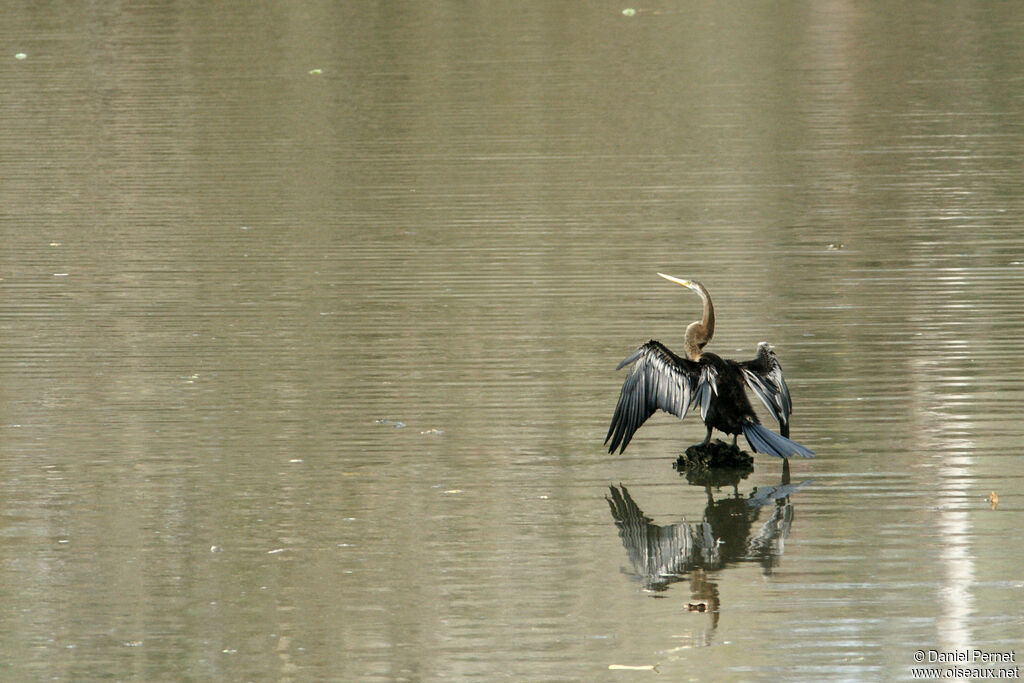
(657, 273, 704, 294)
(657, 273, 715, 360)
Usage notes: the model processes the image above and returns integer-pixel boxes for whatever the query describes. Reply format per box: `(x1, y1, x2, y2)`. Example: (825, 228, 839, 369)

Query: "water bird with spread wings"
(605, 274, 814, 459)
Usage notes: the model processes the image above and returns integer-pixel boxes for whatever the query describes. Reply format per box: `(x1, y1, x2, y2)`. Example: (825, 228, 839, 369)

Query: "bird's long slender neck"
(683, 282, 714, 361)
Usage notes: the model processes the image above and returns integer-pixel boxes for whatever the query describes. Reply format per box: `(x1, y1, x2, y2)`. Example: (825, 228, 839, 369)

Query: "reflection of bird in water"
(718, 460, 808, 574)
(606, 475, 809, 648)
(606, 274, 815, 459)
(606, 485, 719, 592)
(607, 465, 811, 590)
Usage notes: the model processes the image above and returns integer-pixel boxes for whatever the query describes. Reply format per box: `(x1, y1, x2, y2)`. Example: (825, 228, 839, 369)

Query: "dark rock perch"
(674, 440, 755, 487)
(682, 439, 755, 467)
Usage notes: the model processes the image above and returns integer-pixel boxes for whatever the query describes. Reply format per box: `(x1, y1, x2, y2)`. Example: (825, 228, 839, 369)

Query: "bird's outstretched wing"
(738, 342, 793, 437)
(605, 340, 701, 454)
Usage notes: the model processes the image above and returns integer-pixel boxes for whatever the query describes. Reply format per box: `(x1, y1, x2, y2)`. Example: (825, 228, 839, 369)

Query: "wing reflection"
(606, 485, 721, 592)
(607, 462, 811, 593)
(607, 464, 811, 644)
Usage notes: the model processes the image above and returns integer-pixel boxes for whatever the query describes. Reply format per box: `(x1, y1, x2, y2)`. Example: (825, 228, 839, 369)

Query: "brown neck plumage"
(682, 280, 714, 361)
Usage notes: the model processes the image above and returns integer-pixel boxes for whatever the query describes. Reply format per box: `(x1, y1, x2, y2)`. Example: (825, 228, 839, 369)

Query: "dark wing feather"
(739, 342, 793, 437)
(695, 364, 718, 422)
(605, 341, 701, 454)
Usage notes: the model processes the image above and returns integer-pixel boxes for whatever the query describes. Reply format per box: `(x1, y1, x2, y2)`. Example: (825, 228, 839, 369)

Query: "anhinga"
(605, 274, 815, 459)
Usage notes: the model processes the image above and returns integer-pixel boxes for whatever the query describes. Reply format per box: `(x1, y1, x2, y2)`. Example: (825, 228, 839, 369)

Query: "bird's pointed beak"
(657, 272, 692, 288)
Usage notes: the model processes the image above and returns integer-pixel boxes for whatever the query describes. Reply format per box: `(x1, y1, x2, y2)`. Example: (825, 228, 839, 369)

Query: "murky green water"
(2, 3, 1024, 681)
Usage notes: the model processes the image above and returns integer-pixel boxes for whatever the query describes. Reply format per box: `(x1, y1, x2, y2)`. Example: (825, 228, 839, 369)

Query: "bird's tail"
(742, 421, 815, 458)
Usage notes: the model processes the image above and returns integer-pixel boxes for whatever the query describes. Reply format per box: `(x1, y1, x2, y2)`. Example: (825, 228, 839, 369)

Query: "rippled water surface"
(2, 3, 1024, 681)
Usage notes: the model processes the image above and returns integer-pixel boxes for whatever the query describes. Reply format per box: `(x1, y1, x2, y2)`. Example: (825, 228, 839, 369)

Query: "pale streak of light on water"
(2, 2, 1024, 681)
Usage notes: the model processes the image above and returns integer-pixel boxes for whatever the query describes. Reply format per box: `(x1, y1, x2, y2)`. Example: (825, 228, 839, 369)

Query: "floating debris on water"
(419, 428, 443, 435)
(608, 663, 658, 671)
(15, 52, 27, 60)
(621, 8, 637, 16)
(988, 491, 999, 510)
(308, 68, 323, 75)
(686, 601, 709, 612)
(375, 418, 406, 428)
